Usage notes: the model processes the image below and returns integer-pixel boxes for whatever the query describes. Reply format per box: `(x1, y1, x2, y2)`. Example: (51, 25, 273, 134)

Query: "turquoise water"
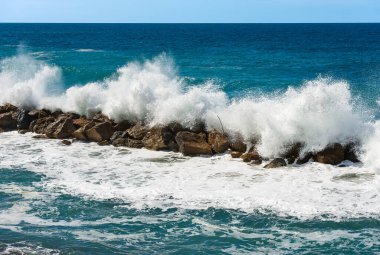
(0, 24, 380, 254)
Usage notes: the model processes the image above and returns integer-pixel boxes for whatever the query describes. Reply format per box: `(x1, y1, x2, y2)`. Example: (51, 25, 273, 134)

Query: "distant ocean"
(0, 23, 380, 254)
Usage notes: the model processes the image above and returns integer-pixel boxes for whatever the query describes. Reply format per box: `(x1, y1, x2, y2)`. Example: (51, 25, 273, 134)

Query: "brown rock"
(231, 151, 243, 158)
(264, 158, 287, 169)
(127, 122, 149, 140)
(175, 131, 212, 156)
(0, 103, 18, 114)
(126, 138, 144, 148)
(113, 120, 132, 131)
(344, 142, 360, 163)
(17, 109, 37, 130)
(0, 112, 17, 129)
(73, 118, 91, 128)
(28, 109, 50, 119)
(281, 142, 304, 164)
(230, 139, 247, 153)
(61, 140, 72, 145)
(208, 129, 229, 153)
(30, 117, 55, 134)
(92, 112, 112, 123)
(46, 118, 76, 139)
(296, 152, 313, 164)
(240, 150, 261, 162)
(251, 159, 263, 165)
(314, 143, 344, 165)
(72, 122, 96, 140)
(97, 140, 110, 146)
(142, 126, 174, 151)
(85, 122, 114, 142)
(32, 134, 48, 139)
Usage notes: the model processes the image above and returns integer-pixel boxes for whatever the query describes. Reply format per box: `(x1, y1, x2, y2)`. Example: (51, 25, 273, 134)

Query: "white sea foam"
(0, 52, 375, 160)
(0, 132, 379, 220)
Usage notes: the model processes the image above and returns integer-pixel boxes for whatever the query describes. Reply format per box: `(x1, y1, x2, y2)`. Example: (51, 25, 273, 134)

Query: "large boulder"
(28, 109, 51, 119)
(0, 112, 17, 129)
(240, 150, 261, 162)
(175, 131, 212, 156)
(17, 109, 37, 130)
(127, 122, 149, 140)
(45, 118, 76, 139)
(230, 139, 247, 153)
(73, 118, 91, 128)
(0, 104, 18, 114)
(314, 143, 344, 165)
(30, 117, 55, 134)
(85, 122, 114, 142)
(208, 129, 229, 153)
(296, 152, 313, 164)
(142, 126, 175, 151)
(113, 120, 133, 131)
(264, 158, 287, 169)
(281, 142, 303, 164)
(344, 142, 360, 163)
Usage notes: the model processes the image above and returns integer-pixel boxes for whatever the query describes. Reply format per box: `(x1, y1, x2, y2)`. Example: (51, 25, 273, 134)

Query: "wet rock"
(126, 138, 144, 148)
(17, 109, 37, 130)
(230, 139, 247, 153)
(251, 159, 263, 165)
(296, 152, 313, 164)
(0, 112, 17, 129)
(240, 150, 261, 162)
(30, 117, 55, 134)
(61, 140, 72, 145)
(264, 158, 287, 169)
(314, 143, 344, 165)
(167, 122, 186, 134)
(208, 129, 229, 153)
(231, 151, 243, 158)
(73, 118, 91, 128)
(85, 122, 114, 142)
(142, 126, 175, 151)
(98, 140, 110, 146)
(72, 122, 95, 141)
(32, 134, 48, 139)
(0, 103, 18, 114)
(92, 112, 112, 123)
(113, 120, 133, 131)
(28, 109, 50, 119)
(127, 122, 149, 140)
(45, 118, 76, 139)
(344, 143, 360, 163)
(281, 142, 303, 164)
(175, 131, 212, 156)
(112, 138, 128, 147)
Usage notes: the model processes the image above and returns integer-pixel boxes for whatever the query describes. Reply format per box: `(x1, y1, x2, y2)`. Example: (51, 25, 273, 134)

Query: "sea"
(0, 23, 380, 254)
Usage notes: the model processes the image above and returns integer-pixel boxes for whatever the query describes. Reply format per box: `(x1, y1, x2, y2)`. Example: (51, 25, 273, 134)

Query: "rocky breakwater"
(0, 103, 360, 168)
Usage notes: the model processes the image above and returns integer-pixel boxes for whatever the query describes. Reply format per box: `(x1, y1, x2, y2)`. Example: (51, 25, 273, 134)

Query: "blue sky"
(1, 0, 379, 23)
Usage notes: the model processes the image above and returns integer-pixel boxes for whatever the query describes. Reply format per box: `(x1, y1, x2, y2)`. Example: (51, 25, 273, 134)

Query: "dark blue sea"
(0, 24, 380, 254)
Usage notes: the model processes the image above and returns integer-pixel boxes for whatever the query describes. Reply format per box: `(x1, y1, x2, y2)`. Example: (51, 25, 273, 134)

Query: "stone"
(17, 109, 37, 130)
(230, 139, 247, 153)
(45, 118, 76, 139)
(0, 103, 18, 114)
(296, 152, 313, 164)
(251, 159, 263, 165)
(231, 151, 243, 158)
(61, 140, 72, 145)
(142, 126, 175, 151)
(72, 122, 95, 141)
(175, 131, 212, 156)
(126, 138, 144, 148)
(73, 118, 91, 128)
(113, 120, 132, 131)
(344, 143, 360, 163)
(314, 143, 345, 165)
(208, 129, 229, 153)
(32, 134, 48, 139)
(126, 122, 149, 140)
(85, 122, 114, 142)
(264, 158, 287, 169)
(98, 140, 110, 146)
(240, 150, 261, 162)
(30, 117, 55, 134)
(28, 109, 50, 119)
(281, 142, 304, 164)
(0, 112, 17, 129)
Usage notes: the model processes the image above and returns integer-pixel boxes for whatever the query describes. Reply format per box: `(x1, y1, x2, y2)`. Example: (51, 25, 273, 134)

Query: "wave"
(0, 52, 378, 166)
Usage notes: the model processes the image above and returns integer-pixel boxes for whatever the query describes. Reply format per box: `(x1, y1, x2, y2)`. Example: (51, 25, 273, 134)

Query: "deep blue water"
(0, 24, 380, 254)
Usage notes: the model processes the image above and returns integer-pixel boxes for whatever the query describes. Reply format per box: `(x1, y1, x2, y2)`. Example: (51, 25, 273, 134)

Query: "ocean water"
(0, 23, 380, 254)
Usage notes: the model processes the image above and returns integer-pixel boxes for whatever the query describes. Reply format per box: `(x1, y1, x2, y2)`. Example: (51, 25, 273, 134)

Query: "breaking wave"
(0, 52, 378, 166)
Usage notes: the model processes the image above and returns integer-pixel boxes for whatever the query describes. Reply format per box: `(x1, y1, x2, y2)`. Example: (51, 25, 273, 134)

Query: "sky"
(0, 0, 379, 23)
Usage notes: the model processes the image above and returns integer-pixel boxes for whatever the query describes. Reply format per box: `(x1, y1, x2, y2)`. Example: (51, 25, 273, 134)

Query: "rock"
(30, 117, 55, 134)
(72, 122, 95, 140)
(296, 152, 313, 164)
(0, 128, 5, 133)
(92, 112, 112, 123)
(167, 122, 186, 134)
(18, 129, 28, 134)
(281, 142, 303, 164)
(251, 159, 263, 165)
(175, 131, 212, 156)
(208, 129, 229, 153)
(264, 158, 287, 169)
(142, 126, 175, 151)
(314, 143, 344, 165)
(85, 122, 114, 142)
(114, 120, 133, 131)
(73, 118, 91, 128)
(110, 131, 124, 142)
(344, 143, 360, 163)
(240, 150, 261, 162)
(113, 138, 144, 148)
(17, 109, 37, 130)
(28, 109, 50, 119)
(127, 122, 149, 140)
(45, 118, 76, 139)
(230, 139, 247, 153)
(0, 103, 18, 114)
(97, 140, 110, 146)
(0, 112, 17, 129)
(231, 151, 243, 158)
(32, 134, 47, 139)
(61, 140, 72, 145)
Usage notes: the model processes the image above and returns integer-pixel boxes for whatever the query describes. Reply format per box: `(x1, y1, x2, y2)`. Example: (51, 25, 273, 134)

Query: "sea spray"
(0, 52, 374, 158)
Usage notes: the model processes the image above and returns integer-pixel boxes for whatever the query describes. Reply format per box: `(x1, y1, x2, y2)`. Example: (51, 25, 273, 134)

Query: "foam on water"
(0, 52, 377, 160)
(0, 132, 379, 220)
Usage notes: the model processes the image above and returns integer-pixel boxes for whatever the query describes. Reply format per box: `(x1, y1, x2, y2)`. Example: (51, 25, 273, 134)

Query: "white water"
(1, 53, 377, 160)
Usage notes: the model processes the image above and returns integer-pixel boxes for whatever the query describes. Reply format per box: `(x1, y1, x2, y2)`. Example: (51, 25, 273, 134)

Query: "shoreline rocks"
(0, 103, 361, 168)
